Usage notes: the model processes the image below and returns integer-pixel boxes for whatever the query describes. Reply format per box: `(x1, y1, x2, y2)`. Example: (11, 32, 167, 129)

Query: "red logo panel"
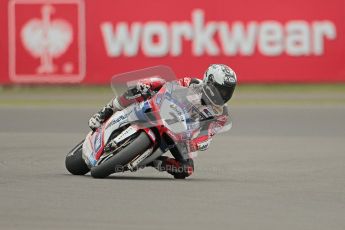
(9, 0, 85, 83)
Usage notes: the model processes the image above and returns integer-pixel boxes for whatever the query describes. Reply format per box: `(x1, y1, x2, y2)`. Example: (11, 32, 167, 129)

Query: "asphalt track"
(0, 101, 345, 229)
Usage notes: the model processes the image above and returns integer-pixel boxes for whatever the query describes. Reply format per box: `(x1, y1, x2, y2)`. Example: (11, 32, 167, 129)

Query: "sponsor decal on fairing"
(94, 132, 102, 153)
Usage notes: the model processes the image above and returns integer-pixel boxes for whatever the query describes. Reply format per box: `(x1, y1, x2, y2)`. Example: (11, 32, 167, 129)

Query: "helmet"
(202, 64, 237, 106)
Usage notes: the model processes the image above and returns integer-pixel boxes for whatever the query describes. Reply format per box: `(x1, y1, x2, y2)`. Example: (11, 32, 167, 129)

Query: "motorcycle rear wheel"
(90, 132, 151, 178)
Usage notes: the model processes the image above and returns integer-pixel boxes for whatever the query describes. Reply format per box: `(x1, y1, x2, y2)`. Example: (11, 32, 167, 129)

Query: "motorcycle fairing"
(82, 108, 137, 168)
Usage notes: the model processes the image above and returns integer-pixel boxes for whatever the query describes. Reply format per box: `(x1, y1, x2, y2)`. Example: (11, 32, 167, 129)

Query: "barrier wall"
(1, 0, 345, 84)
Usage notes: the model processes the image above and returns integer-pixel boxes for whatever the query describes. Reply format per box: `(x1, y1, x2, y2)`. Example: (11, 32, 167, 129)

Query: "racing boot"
(149, 156, 194, 179)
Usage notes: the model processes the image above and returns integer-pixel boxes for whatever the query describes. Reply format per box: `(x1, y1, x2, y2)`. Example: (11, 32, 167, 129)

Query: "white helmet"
(202, 64, 237, 106)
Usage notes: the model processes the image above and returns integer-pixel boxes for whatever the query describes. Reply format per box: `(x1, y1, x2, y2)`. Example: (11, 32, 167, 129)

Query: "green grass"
(0, 85, 112, 95)
(0, 84, 344, 107)
(0, 99, 104, 107)
(237, 84, 345, 93)
(1, 84, 345, 94)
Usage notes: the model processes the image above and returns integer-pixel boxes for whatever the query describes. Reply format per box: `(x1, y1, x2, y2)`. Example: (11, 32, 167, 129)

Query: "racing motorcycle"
(65, 81, 225, 178)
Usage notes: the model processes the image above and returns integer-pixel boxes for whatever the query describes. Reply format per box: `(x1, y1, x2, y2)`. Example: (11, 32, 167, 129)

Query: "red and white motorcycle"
(65, 81, 228, 178)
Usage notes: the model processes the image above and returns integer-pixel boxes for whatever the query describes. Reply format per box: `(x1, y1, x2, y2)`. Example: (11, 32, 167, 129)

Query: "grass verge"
(0, 84, 344, 107)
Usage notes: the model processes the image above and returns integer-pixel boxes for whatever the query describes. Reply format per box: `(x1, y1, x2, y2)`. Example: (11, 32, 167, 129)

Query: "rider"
(88, 64, 237, 179)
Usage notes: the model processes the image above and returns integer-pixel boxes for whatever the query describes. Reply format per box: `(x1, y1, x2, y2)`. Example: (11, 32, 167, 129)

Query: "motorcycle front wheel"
(65, 140, 90, 175)
(90, 132, 152, 178)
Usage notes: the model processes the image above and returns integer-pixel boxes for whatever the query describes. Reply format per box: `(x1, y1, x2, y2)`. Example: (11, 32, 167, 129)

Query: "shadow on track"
(106, 175, 174, 181)
(61, 173, 219, 182)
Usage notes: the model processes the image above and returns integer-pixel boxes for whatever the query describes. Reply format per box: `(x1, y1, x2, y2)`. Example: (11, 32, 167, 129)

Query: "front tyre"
(65, 140, 90, 175)
(91, 132, 151, 178)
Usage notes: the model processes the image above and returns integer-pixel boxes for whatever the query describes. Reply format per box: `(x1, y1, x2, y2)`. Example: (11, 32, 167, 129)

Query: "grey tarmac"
(0, 103, 344, 230)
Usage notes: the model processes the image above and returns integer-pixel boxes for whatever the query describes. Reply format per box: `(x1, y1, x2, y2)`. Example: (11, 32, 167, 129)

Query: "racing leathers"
(89, 77, 229, 178)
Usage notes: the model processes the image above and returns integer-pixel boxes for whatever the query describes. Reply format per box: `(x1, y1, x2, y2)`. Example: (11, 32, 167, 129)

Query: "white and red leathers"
(89, 77, 229, 178)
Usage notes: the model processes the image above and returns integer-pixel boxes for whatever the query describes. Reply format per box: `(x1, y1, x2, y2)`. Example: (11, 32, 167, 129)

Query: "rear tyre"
(91, 132, 151, 178)
(65, 141, 90, 175)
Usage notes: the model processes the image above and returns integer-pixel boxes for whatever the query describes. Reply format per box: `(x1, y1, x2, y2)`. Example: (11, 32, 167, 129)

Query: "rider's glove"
(88, 114, 101, 131)
(136, 81, 152, 96)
